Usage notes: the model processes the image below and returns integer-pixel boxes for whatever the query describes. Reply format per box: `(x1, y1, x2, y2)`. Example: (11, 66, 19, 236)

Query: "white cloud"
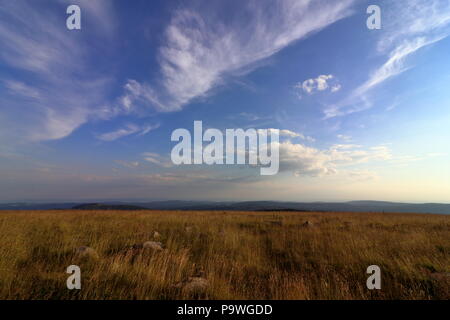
(278, 142, 338, 176)
(280, 129, 304, 138)
(140, 124, 160, 136)
(277, 141, 392, 177)
(144, 0, 355, 111)
(299, 75, 334, 94)
(118, 80, 167, 113)
(324, 0, 450, 118)
(347, 170, 379, 182)
(295, 74, 341, 98)
(2, 80, 41, 99)
(337, 134, 352, 142)
(115, 160, 140, 169)
(355, 36, 445, 97)
(236, 113, 262, 121)
(97, 123, 159, 141)
(331, 84, 342, 93)
(259, 129, 315, 142)
(0, 0, 116, 143)
(142, 152, 173, 168)
(98, 124, 141, 141)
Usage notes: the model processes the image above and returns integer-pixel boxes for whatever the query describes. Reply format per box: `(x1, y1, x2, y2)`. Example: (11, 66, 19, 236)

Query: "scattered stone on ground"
(174, 270, 208, 294)
(131, 243, 143, 250)
(75, 246, 98, 259)
(152, 231, 161, 240)
(302, 220, 314, 228)
(182, 277, 209, 293)
(143, 241, 164, 251)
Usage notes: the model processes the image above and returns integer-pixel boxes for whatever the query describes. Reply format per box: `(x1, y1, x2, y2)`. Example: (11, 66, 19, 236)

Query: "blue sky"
(1, 0, 450, 202)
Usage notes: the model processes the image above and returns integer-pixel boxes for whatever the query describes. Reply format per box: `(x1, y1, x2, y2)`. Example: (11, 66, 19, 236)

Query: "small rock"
(302, 221, 314, 228)
(75, 246, 98, 259)
(131, 243, 143, 250)
(143, 241, 163, 251)
(183, 277, 209, 293)
(152, 231, 161, 240)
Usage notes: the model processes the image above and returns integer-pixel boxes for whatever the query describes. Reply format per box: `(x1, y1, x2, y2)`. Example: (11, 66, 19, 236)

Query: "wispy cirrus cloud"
(324, 0, 450, 118)
(263, 129, 316, 143)
(114, 160, 140, 169)
(347, 170, 379, 182)
(135, 0, 355, 112)
(0, 0, 116, 144)
(116, 79, 168, 114)
(0, 0, 356, 144)
(337, 134, 352, 142)
(142, 152, 174, 168)
(2, 80, 41, 99)
(97, 123, 159, 141)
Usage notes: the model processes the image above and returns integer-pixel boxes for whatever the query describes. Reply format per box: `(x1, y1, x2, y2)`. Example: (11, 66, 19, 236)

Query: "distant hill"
(0, 200, 449, 214)
(72, 203, 147, 211)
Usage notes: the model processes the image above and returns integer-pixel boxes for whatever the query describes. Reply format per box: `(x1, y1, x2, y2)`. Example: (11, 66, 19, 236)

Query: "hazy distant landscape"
(1, 200, 450, 215)
(0, 209, 448, 300)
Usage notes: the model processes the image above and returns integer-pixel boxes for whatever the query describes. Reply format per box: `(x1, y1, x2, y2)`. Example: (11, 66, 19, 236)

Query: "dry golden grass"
(0, 210, 448, 300)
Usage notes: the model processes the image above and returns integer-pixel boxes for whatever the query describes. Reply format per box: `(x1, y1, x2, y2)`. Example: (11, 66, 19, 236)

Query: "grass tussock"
(0, 210, 448, 300)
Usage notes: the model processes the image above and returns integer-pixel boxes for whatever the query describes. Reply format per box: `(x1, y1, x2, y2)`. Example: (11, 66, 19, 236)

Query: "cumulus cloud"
(277, 141, 392, 177)
(296, 74, 341, 95)
(143, 0, 355, 111)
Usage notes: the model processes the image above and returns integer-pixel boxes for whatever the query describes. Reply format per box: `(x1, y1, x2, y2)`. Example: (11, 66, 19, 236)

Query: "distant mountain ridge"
(0, 200, 449, 214)
(72, 203, 147, 211)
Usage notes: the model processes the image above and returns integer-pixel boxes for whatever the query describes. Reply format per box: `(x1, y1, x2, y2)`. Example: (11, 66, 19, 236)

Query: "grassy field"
(0, 210, 448, 300)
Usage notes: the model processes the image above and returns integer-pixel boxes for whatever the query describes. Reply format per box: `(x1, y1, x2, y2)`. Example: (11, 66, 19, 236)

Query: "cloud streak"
(141, 0, 355, 111)
(0, 0, 116, 144)
(324, 0, 450, 118)
(97, 123, 159, 141)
